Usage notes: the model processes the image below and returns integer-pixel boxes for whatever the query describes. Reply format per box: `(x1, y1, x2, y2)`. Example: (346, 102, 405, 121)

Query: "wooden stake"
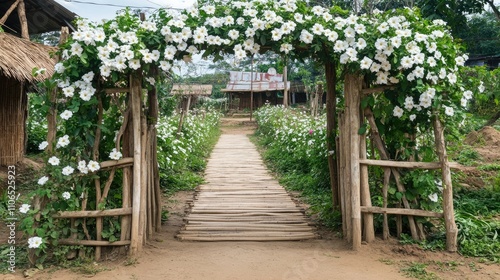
(129, 72, 142, 256)
(139, 114, 148, 246)
(360, 119, 374, 243)
(433, 117, 458, 252)
(382, 168, 390, 240)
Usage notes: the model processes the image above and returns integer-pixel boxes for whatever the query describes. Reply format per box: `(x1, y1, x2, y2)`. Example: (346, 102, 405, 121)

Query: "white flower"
(62, 166, 75, 176)
(48, 156, 60, 166)
(444, 106, 454, 116)
(478, 82, 485, 93)
(228, 29, 239, 40)
(38, 141, 48, 150)
(146, 77, 155, 86)
(409, 114, 416, 121)
(280, 43, 293, 54)
(300, 30, 314, 44)
(463, 90, 473, 100)
(28, 237, 43, 249)
(87, 160, 100, 172)
(428, 193, 438, 202)
(393, 106, 404, 118)
(54, 63, 65, 73)
(404, 96, 414, 110)
(62, 192, 71, 200)
(360, 57, 373, 69)
(57, 135, 70, 148)
(129, 59, 141, 70)
(60, 110, 73, 120)
(82, 71, 94, 83)
(109, 148, 123, 160)
(375, 38, 388, 50)
(62, 86, 75, 98)
(77, 160, 88, 174)
(19, 204, 30, 214)
(38, 176, 49, 185)
(447, 73, 457, 84)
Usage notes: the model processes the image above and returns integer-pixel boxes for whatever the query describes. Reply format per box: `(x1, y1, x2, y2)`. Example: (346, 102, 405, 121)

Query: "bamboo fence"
(338, 73, 458, 252)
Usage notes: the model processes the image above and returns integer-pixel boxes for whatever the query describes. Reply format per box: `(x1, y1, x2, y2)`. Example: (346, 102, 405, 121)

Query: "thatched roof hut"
(0, 32, 55, 165)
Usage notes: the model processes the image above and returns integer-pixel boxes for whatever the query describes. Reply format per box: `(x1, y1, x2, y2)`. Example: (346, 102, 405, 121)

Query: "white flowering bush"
(156, 110, 221, 193)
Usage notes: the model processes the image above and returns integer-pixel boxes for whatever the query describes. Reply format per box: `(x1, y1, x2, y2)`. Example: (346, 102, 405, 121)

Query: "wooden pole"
(250, 55, 254, 121)
(382, 168, 390, 240)
(17, 0, 29, 39)
(139, 115, 148, 246)
(359, 116, 374, 243)
(283, 56, 289, 108)
(0, 0, 20, 25)
(325, 61, 339, 208)
(433, 117, 458, 252)
(345, 73, 362, 250)
(46, 27, 69, 153)
(130, 72, 142, 256)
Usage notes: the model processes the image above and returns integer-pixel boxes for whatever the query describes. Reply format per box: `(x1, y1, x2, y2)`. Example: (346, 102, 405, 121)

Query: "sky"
(54, 0, 196, 22)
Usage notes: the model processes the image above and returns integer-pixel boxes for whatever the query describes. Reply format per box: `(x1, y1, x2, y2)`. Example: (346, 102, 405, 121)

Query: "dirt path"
(8, 118, 500, 280)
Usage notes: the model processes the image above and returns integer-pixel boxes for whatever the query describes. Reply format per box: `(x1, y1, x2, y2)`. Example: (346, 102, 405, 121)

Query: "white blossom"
(38, 176, 49, 185)
(19, 204, 30, 214)
(28, 237, 43, 249)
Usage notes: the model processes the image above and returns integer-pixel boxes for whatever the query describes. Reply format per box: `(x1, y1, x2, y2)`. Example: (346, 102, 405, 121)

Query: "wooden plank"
(59, 239, 131, 246)
(100, 157, 134, 170)
(53, 208, 132, 218)
(360, 206, 443, 218)
(359, 159, 461, 169)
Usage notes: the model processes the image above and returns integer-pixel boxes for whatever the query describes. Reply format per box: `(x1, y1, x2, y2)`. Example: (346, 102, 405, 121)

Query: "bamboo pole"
(433, 117, 458, 252)
(120, 167, 132, 253)
(283, 56, 289, 107)
(250, 55, 254, 120)
(130, 72, 142, 256)
(17, 0, 28, 39)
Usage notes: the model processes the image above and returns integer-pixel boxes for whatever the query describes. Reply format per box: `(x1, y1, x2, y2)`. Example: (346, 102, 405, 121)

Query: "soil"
(464, 126, 500, 163)
(3, 120, 500, 280)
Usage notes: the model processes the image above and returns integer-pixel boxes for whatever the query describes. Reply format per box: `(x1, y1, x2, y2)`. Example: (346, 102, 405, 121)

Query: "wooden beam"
(360, 206, 444, 218)
(359, 159, 461, 169)
(58, 239, 131, 246)
(0, 0, 20, 25)
(17, 0, 29, 39)
(53, 208, 132, 218)
(99, 157, 134, 170)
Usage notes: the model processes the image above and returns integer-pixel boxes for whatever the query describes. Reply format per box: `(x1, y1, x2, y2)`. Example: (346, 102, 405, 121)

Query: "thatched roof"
(0, 32, 55, 82)
(171, 84, 213, 96)
(0, 0, 76, 35)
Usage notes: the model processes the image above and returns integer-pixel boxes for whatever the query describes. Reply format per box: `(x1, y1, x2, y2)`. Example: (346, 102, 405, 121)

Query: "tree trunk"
(17, 0, 29, 39)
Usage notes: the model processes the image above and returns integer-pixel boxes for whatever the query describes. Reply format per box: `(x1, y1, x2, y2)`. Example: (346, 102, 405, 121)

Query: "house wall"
(0, 75, 26, 166)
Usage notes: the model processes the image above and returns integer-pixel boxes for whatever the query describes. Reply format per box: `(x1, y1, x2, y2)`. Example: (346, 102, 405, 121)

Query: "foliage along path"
(177, 133, 317, 241)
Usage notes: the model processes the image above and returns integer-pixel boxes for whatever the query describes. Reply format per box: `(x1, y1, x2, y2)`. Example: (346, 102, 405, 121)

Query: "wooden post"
(360, 115, 374, 243)
(139, 116, 148, 246)
(433, 117, 458, 252)
(17, 0, 29, 39)
(345, 73, 362, 250)
(130, 72, 142, 256)
(325, 61, 339, 208)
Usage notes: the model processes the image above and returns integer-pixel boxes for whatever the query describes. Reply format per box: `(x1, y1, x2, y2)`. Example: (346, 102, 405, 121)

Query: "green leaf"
(395, 192, 403, 200)
(358, 123, 367, 135)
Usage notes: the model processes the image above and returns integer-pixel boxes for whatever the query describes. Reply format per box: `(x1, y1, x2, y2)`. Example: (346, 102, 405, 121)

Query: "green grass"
(400, 262, 438, 280)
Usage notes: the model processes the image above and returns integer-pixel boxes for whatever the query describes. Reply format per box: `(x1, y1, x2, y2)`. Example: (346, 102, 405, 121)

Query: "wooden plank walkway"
(177, 134, 317, 241)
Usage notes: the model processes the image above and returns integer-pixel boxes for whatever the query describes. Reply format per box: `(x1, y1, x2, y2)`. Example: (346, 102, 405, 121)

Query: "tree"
(455, 12, 500, 56)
